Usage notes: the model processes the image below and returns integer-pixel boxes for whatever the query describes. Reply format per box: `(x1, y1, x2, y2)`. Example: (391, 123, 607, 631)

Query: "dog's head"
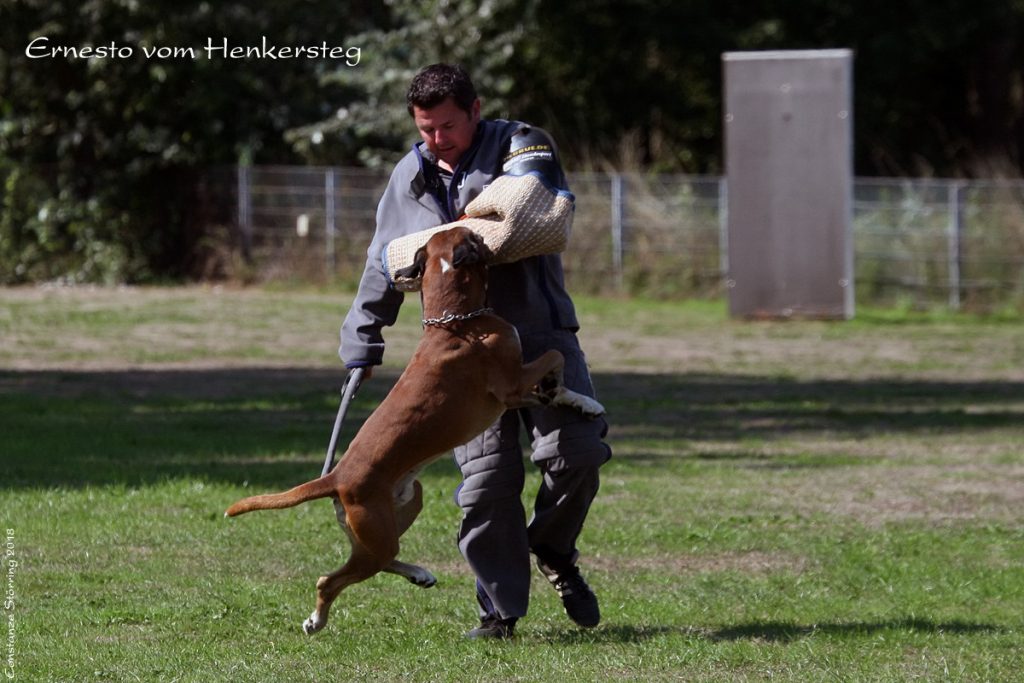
(394, 226, 491, 283)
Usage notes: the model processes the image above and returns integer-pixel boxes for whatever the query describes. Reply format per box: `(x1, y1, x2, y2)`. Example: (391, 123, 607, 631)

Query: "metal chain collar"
(421, 307, 494, 327)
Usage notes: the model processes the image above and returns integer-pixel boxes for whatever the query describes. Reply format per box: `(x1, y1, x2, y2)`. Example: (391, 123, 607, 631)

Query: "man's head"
(407, 63, 481, 170)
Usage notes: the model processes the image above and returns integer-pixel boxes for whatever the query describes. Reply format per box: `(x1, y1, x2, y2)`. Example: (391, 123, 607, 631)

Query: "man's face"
(412, 97, 480, 170)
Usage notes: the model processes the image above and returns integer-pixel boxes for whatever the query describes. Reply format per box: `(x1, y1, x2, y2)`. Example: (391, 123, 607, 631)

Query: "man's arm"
(500, 125, 568, 189)
(338, 169, 412, 368)
(382, 126, 575, 288)
(339, 256, 404, 368)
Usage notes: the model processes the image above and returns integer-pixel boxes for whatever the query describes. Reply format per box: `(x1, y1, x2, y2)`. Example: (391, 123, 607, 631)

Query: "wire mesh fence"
(211, 165, 1024, 309)
(853, 178, 1024, 309)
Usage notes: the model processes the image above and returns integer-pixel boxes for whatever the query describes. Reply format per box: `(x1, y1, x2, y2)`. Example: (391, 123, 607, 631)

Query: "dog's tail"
(225, 474, 336, 517)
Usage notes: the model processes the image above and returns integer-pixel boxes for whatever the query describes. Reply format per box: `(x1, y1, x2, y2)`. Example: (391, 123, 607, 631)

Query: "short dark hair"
(406, 63, 478, 116)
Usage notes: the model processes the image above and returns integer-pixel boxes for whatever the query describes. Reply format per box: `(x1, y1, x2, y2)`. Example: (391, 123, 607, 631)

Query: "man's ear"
(394, 247, 427, 280)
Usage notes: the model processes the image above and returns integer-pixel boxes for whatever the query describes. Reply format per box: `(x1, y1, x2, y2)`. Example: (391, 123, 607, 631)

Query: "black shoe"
(537, 558, 600, 628)
(465, 616, 517, 640)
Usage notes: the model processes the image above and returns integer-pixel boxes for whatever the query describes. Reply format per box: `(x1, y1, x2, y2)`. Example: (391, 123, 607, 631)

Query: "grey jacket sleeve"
(338, 170, 411, 367)
(338, 258, 404, 367)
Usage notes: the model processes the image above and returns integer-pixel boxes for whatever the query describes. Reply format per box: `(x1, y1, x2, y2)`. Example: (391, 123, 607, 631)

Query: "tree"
(3, 0, 1023, 283)
(288, 0, 541, 168)
(0, 0, 379, 282)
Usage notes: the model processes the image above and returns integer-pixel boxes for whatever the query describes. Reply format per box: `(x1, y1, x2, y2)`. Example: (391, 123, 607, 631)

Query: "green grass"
(2, 286, 1023, 681)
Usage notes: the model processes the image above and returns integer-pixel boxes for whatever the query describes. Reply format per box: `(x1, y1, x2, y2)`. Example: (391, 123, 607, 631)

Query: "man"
(340, 63, 611, 639)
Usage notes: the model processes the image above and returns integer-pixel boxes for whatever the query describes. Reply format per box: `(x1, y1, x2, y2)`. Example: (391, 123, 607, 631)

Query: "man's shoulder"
(380, 145, 425, 194)
(481, 118, 531, 141)
(482, 119, 558, 152)
(391, 145, 422, 175)
(475, 119, 542, 165)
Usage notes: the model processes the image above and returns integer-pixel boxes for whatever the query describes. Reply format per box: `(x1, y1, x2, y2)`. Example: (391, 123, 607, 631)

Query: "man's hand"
(347, 365, 374, 381)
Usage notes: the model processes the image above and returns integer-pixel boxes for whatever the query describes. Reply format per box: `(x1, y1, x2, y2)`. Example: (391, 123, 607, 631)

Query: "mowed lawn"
(1, 286, 1023, 682)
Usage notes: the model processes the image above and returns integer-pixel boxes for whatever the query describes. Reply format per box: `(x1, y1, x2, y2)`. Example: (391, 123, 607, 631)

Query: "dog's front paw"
(303, 611, 326, 635)
(577, 394, 606, 418)
(555, 389, 606, 418)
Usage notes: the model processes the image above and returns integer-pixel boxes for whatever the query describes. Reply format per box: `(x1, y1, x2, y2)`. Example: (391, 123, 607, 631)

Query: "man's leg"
(527, 421, 607, 562)
(453, 410, 530, 637)
(522, 330, 612, 627)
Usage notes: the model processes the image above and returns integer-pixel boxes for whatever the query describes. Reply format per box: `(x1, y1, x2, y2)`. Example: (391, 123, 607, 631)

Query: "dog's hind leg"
(306, 481, 435, 633)
(304, 536, 385, 635)
(384, 559, 437, 587)
(304, 487, 399, 635)
(301, 489, 393, 634)
(381, 479, 436, 588)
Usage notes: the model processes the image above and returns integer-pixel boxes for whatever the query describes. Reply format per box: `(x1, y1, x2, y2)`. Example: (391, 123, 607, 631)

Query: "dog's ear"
(394, 247, 427, 280)
(452, 232, 490, 267)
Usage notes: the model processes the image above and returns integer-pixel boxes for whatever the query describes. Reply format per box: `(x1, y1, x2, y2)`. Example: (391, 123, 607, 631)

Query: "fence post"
(325, 168, 337, 276)
(946, 181, 963, 310)
(610, 173, 625, 291)
(718, 176, 729, 282)
(236, 165, 253, 263)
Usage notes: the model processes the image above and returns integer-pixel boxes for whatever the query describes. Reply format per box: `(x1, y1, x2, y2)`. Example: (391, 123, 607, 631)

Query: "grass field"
(2, 286, 1023, 682)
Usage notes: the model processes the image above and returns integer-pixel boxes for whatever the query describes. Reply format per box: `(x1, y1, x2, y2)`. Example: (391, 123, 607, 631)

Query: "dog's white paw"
(578, 394, 606, 418)
(303, 611, 326, 635)
(556, 390, 606, 418)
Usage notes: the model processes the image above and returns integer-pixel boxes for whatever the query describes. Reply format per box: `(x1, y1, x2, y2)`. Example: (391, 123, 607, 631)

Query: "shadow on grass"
(709, 618, 1005, 641)
(535, 624, 684, 644)
(2, 367, 1023, 489)
(536, 618, 1004, 644)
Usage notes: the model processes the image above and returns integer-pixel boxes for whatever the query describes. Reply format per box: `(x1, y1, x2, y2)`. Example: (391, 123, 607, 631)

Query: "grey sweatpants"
(452, 330, 611, 620)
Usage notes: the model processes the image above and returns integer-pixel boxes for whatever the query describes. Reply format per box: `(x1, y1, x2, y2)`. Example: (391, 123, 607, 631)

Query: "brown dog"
(225, 226, 604, 634)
